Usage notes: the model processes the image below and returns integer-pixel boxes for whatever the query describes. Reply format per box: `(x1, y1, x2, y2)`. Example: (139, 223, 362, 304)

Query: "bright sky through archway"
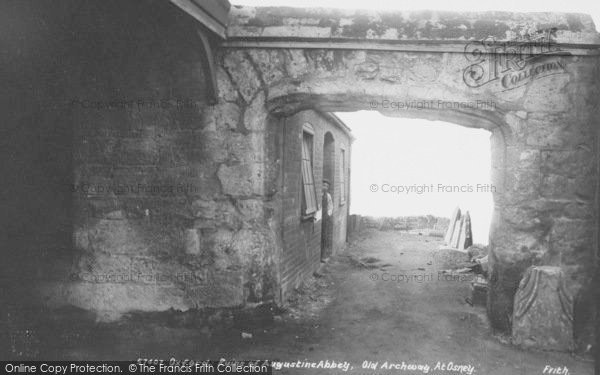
(336, 111, 493, 245)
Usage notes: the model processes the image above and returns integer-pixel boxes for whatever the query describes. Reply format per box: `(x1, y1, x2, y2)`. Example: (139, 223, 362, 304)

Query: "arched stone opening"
(265, 91, 514, 329)
(220, 41, 597, 343)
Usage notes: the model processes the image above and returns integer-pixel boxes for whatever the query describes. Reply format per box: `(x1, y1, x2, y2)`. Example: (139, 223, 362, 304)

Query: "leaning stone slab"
(512, 266, 574, 351)
(457, 211, 473, 250)
(450, 216, 464, 248)
(444, 207, 461, 245)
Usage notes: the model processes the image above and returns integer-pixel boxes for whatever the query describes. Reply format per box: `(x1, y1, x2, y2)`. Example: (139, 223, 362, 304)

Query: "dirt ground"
(207, 230, 591, 375)
(5, 230, 594, 374)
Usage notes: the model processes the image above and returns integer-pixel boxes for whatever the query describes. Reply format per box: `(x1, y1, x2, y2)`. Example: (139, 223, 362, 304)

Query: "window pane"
(340, 149, 346, 203)
(301, 133, 317, 214)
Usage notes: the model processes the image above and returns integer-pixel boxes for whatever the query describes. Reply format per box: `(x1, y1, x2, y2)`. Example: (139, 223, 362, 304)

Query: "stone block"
(244, 92, 268, 132)
(540, 174, 594, 200)
(285, 50, 310, 78)
(512, 266, 574, 351)
(540, 149, 593, 178)
(525, 114, 591, 148)
(504, 168, 541, 202)
(227, 132, 265, 164)
(223, 51, 262, 102)
(216, 67, 240, 102)
(504, 112, 527, 138)
(517, 149, 540, 170)
(246, 50, 287, 86)
(523, 74, 570, 112)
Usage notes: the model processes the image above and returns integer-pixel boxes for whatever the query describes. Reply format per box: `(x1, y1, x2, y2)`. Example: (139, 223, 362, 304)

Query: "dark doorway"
(321, 132, 335, 261)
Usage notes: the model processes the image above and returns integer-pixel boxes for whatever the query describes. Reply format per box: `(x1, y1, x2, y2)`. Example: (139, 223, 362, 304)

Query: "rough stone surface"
(217, 163, 264, 197)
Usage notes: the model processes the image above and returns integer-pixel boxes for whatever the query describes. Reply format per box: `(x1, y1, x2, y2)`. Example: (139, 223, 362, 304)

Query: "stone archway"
(214, 7, 599, 340)
(266, 92, 513, 329)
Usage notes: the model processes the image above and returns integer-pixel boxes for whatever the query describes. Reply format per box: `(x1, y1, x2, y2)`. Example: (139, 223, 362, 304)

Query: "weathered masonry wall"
(6, 2, 599, 354)
(24, 1, 283, 320)
(275, 110, 351, 301)
(223, 6, 600, 350)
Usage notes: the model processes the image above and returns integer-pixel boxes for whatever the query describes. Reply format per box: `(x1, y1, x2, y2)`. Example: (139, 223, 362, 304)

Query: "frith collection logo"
(462, 28, 567, 90)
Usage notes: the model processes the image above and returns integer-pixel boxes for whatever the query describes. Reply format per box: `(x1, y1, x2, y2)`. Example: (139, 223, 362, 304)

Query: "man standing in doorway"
(321, 179, 333, 261)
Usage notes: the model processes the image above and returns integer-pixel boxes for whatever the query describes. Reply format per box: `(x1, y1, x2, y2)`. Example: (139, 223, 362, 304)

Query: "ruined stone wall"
(277, 110, 351, 300)
(34, 1, 281, 321)
(487, 59, 599, 349)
